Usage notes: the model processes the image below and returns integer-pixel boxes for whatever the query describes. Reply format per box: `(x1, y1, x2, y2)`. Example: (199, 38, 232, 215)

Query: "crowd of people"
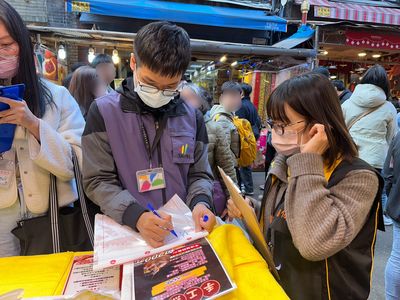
(0, 0, 399, 299)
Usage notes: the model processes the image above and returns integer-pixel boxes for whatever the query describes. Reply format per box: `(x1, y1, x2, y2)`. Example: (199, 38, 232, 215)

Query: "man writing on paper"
(82, 22, 216, 248)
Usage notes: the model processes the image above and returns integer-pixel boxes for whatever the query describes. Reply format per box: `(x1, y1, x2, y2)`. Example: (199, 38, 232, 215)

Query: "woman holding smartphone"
(0, 0, 85, 257)
(228, 73, 383, 300)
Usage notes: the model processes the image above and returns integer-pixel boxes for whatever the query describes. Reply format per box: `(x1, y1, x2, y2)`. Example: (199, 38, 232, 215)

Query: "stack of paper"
(93, 195, 208, 271)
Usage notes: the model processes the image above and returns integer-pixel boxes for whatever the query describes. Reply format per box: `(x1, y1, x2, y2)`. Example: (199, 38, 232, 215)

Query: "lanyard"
(139, 115, 167, 168)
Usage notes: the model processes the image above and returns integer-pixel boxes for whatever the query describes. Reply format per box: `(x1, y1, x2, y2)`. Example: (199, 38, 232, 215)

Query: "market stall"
(0, 225, 288, 300)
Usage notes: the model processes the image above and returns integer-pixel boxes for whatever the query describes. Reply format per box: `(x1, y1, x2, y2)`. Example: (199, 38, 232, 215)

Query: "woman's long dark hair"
(0, 0, 53, 118)
(68, 66, 99, 118)
(267, 73, 358, 167)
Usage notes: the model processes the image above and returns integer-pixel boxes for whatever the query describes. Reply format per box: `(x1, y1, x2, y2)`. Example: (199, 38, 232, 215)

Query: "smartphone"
(0, 84, 25, 153)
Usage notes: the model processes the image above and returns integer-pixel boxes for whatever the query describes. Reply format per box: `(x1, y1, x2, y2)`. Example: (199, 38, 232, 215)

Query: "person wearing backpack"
(227, 73, 383, 300)
(210, 82, 257, 190)
(236, 83, 261, 195)
(210, 81, 242, 169)
(342, 64, 398, 226)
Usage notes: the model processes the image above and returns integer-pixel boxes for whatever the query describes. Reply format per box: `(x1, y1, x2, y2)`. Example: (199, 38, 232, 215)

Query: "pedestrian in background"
(332, 79, 352, 104)
(210, 81, 242, 178)
(383, 131, 400, 300)
(62, 62, 86, 89)
(181, 83, 237, 216)
(228, 73, 383, 300)
(68, 66, 107, 119)
(235, 83, 261, 196)
(312, 66, 330, 78)
(91, 54, 116, 93)
(342, 64, 397, 226)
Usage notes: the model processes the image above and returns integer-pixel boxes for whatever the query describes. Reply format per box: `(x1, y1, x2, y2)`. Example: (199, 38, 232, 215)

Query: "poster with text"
(133, 238, 235, 300)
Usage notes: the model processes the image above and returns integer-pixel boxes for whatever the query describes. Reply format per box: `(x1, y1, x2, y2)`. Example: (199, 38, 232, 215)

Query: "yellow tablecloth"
(0, 225, 288, 299)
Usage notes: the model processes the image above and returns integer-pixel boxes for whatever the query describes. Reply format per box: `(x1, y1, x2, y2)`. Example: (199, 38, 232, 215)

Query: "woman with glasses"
(228, 73, 383, 300)
(0, 1, 85, 256)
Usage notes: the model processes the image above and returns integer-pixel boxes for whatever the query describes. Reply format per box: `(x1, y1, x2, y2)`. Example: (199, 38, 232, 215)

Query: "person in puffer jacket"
(342, 64, 398, 226)
(181, 83, 237, 215)
(342, 64, 398, 170)
(209, 81, 242, 167)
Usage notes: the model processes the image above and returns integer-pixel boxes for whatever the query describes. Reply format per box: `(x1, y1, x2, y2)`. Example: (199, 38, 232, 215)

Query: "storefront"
(28, 24, 317, 98)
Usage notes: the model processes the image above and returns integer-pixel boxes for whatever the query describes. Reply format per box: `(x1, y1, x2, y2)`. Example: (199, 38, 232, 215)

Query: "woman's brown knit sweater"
(263, 152, 379, 261)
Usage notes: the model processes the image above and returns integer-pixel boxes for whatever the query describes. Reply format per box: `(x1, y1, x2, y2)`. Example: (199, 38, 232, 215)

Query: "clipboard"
(218, 166, 280, 280)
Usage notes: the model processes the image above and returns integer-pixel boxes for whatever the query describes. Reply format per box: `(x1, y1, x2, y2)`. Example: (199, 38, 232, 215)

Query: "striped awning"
(295, 0, 400, 25)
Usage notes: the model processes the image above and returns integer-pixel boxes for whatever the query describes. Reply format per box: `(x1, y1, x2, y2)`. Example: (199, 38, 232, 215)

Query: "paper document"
(93, 195, 208, 271)
(218, 166, 279, 280)
(62, 255, 120, 296)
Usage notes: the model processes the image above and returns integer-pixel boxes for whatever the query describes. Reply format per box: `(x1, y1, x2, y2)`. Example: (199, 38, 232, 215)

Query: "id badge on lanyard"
(136, 116, 167, 193)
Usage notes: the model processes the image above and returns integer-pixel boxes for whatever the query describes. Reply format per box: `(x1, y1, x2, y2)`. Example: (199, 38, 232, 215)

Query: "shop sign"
(317, 6, 331, 17)
(71, 1, 90, 13)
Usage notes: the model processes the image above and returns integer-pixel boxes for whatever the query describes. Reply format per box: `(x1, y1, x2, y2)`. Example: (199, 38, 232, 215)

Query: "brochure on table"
(121, 238, 236, 300)
(63, 255, 120, 296)
(93, 195, 208, 271)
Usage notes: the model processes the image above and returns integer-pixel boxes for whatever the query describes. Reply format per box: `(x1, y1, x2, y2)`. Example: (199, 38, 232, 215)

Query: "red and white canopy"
(295, 0, 400, 25)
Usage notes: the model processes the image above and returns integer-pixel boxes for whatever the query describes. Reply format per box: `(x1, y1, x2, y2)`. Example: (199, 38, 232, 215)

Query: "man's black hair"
(312, 66, 330, 78)
(361, 64, 390, 98)
(241, 83, 252, 98)
(199, 87, 213, 114)
(71, 62, 87, 72)
(134, 21, 191, 77)
(331, 80, 345, 92)
(221, 81, 242, 94)
(91, 54, 113, 68)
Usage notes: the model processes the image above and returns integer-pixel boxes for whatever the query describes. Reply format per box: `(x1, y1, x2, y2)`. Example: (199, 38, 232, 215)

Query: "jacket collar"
(269, 154, 289, 184)
(118, 77, 187, 117)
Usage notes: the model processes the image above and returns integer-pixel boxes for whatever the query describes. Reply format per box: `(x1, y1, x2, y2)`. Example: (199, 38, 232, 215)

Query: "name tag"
(136, 168, 166, 193)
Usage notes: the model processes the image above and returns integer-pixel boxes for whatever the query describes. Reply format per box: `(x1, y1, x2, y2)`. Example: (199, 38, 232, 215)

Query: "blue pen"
(147, 203, 178, 238)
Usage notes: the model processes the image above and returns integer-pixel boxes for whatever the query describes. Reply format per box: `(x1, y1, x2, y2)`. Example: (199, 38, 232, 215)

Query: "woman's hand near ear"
(301, 124, 329, 155)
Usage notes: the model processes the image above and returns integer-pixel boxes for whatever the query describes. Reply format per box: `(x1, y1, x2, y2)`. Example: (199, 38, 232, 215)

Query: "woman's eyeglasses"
(266, 119, 305, 135)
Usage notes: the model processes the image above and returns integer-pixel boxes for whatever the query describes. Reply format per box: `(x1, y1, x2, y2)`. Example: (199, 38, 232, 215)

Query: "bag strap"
(214, 112, 234, 122)
(48, 149, 94, 253)
(347, 103, 385, 130)
(72, 150, 94, 246)
(49, 172, 60, 253)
